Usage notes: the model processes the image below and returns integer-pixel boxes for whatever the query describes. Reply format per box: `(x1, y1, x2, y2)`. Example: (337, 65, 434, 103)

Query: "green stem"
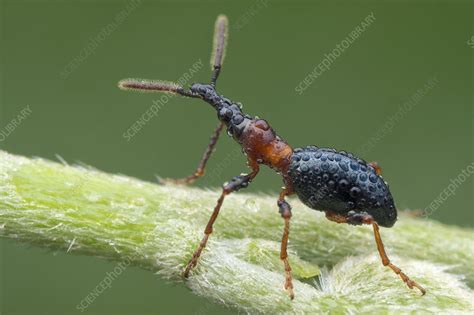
(0, 150, 472, 313)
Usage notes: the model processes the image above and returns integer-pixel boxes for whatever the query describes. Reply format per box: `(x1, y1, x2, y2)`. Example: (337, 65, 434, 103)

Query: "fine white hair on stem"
(0, 150, 473, 313)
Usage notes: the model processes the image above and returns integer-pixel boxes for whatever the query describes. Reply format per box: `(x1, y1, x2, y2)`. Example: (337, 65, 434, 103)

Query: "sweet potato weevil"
(118, 15, 426, 299)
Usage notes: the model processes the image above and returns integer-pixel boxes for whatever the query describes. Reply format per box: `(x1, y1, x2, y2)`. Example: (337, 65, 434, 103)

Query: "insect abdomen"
(288, 146, 397, 227)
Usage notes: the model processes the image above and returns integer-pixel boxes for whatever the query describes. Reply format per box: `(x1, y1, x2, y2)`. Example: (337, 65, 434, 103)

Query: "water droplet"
(255, 119, 269, 130)
(350, 161, 359, 171)
(350, 187, 361, 198)
(369, 174, 378, 183)
(350, 173, 358, 182)
(339, 179, 349, 189)
(232, 114, 244, 124)
(244, 199, 259, 213)
(339, 161, 349, 171)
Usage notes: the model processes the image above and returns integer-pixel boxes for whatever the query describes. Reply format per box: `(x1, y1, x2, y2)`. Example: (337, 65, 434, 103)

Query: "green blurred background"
(0, 0, 472, 314)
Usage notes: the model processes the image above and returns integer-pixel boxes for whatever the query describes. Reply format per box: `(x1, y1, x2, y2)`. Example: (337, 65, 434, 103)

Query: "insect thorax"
(190, 83, 293, 178)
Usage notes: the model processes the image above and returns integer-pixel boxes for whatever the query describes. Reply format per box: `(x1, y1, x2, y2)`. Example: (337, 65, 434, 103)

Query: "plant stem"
(0, 150, 473, 313)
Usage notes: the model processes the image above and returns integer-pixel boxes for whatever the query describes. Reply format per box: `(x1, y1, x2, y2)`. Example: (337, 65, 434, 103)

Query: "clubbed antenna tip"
(210, 14, 229, 86)
(211, 15, 229, 68)
(118, 78, 182, 93)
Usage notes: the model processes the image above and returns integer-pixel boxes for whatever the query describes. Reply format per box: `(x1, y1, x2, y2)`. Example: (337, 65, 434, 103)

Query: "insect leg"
(369, 161, 382, 175)
(183, 160, 259, 277)
(162, 122, 224, 185)
(278, 188, 295, 299)
(344, 211, 426, 294)
(371, 222, 426, 295)
(333, 211, 426, 294)
(210, 15, 228, 87)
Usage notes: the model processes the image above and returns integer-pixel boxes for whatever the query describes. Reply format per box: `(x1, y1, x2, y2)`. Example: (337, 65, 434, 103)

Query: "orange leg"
(163, 122, 224, 185)
(183, 161, 259, 277)
(326, 210, 426, 295)
(372, 222, 426, 295)
(278, 189, 295, 299)
(370, 161, 382, 175)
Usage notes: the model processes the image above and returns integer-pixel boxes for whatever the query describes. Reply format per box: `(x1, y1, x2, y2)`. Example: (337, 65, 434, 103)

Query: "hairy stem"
(0, 150, 473, 313)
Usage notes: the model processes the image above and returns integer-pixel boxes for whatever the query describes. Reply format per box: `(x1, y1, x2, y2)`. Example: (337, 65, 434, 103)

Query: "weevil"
(118, 15, 425, 299)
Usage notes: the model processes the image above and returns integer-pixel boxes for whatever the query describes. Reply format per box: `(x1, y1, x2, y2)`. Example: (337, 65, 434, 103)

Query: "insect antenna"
(118, 79, 200, 98)
(210, 15, 228, 87)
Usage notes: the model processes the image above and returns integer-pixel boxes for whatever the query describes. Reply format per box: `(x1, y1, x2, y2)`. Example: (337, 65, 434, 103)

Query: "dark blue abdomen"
(288, 146, 397, 227)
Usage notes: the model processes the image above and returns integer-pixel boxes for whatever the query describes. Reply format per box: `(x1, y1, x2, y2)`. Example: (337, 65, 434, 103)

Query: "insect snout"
(190, 83, 215, 96)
